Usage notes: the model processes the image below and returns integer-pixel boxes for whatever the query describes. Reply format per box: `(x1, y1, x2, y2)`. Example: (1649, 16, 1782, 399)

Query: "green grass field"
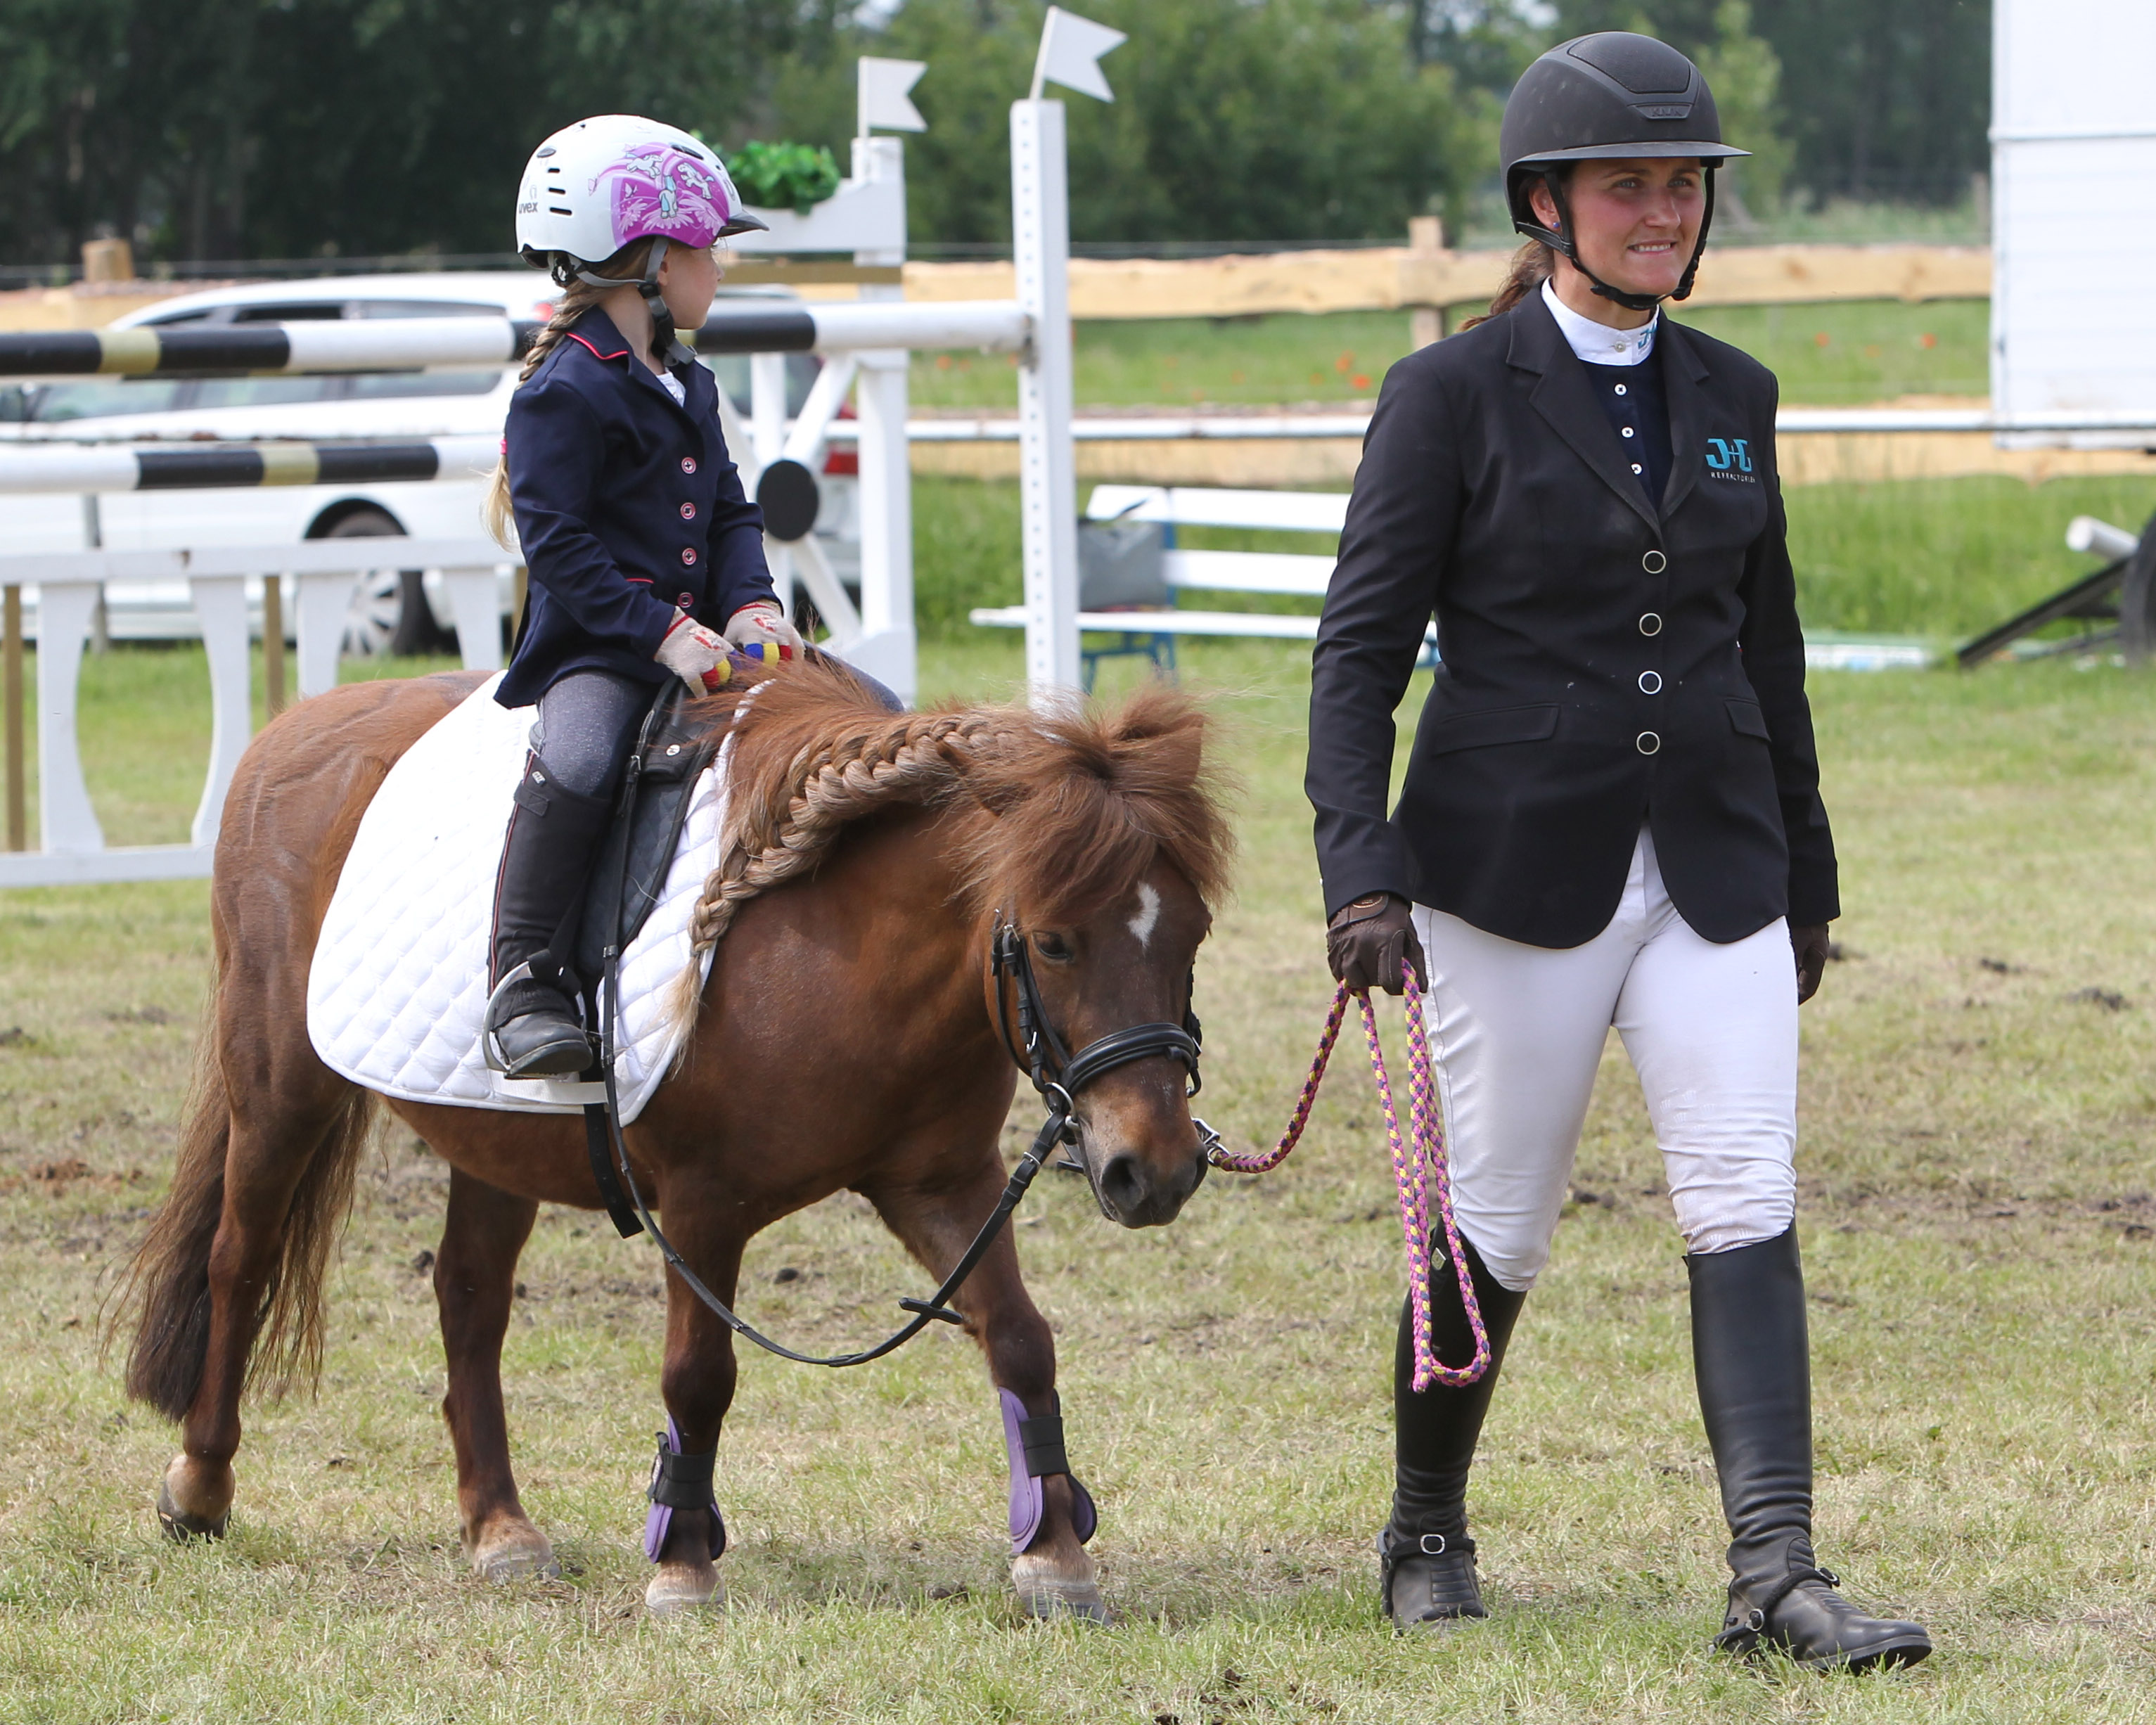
(909, 299, 1992, 413)
(3, 637, 2155, 1721)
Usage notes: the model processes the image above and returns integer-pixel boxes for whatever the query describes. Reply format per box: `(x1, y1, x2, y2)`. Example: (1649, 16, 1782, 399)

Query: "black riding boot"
(1378, 1236, 1528, 1629)
(1688, 1229, 1931, 1671)
(482, 755, 613, 1079)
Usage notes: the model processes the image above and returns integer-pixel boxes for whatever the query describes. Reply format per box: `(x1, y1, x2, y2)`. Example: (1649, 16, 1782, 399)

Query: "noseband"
(990, 917, 1207, 1117)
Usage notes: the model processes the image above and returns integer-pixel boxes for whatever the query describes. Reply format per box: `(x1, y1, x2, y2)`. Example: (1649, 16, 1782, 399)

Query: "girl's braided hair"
(482, 237, 660, 549)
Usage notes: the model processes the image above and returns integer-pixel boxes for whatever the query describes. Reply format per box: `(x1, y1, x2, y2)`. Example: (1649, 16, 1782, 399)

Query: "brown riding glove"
(1326, 892, 1427, 996)
(1791, 921, 1830, 1005)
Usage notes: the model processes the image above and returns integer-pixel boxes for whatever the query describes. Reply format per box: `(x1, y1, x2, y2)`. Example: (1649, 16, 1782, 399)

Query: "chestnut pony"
(118, 660, 1230, 1618)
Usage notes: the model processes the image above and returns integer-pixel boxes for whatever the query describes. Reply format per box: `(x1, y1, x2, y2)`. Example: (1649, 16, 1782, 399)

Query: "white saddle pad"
(305, 672, 729, 1120)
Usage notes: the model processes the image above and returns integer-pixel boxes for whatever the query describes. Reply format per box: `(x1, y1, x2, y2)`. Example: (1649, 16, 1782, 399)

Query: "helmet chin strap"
(1531, 166, 1717, 313)
(570, 237, 698, 368)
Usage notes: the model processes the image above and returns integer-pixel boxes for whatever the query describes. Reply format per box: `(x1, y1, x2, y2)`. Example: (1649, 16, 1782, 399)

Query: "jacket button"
(680, 501, 696, 520)
(681, 547, 697, 565)
(681, 456, 698, 475)
(1638, 670, 1662, 694)
(1636, 731, 1661, 755)
(1620, 426, 1636, 439)
(1642, 549, 1667, 573)
(676, 592, 694, 608)
(1638, 612, 1663, 636)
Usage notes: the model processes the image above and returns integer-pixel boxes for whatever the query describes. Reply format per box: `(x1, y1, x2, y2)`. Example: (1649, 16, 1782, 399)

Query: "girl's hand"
(655, 610, 731, 693)
(724, 601, 804, 661)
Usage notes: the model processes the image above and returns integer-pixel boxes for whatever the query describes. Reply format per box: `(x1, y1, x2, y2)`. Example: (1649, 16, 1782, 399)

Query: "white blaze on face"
(1127, 880, 1162, 949)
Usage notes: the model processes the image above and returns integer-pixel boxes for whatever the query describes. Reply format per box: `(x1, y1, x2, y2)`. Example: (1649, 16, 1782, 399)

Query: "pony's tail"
(115, 943, 376, 1421)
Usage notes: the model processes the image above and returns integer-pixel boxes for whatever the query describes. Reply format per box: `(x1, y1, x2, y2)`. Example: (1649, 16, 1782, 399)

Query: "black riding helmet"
(1501, 32, 1748, 312)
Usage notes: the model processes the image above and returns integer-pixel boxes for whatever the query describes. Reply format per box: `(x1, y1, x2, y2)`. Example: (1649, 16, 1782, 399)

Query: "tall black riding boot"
(1379, 1235, 1528, 1629)
(1688, 1228, 1931, 1671)
(482, 755, 614, 1079)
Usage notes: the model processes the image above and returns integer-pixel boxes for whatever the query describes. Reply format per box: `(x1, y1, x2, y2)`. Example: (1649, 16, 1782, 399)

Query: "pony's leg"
(158, 1079, 364, 1539)
(433, 1167, 555, 1580)
(871, 1169, 1107, 1622)
(646, 1208, 745, 1616)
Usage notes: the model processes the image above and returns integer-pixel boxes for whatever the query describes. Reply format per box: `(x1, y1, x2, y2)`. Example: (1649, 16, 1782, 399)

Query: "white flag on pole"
(1029, 6, 1127, 103)
(858, 56, 928, 134)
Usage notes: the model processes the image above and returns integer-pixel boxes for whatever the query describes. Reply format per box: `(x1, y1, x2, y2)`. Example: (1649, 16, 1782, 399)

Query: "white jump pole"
(1011, 97, 1081, 702)
(849, 133, 920, 705)
(1013, 9, 1123, 705)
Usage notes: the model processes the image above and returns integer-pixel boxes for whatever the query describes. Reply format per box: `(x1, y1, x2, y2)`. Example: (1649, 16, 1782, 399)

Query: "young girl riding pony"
(481, 115, 800, 1080)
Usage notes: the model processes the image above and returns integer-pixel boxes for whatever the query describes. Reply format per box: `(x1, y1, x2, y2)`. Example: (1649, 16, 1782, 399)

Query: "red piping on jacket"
(565, 331, 631, 361)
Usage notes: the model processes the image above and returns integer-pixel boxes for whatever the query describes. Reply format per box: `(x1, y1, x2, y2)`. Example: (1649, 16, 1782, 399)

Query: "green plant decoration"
(731, 142, 842, 217)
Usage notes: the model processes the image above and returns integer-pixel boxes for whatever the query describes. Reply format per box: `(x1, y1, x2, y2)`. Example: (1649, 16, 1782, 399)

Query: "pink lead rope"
(1207, 966, 1491, 1391)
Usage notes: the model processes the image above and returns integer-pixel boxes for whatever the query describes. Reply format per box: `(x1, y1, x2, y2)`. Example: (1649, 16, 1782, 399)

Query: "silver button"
(1636, 731, 1661, 755)
(1631, 463, 1643, 474)
(1639, 612, 1663, 636)
(666, 743, 682, 757)
(1643, 549, 1667, 574)
(1615, 383, 1629, 396)
(1638, 670, 1662, 694)
(1621, 426, 1636, 439)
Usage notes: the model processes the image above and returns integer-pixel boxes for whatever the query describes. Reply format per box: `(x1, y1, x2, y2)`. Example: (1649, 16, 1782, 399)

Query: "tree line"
(0, 0, 1989, 270)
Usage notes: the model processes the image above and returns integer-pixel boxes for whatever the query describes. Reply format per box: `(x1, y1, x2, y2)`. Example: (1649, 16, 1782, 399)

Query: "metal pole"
(3, 586, 23, 851)
(1011, 97, 1081, 702)
(262, 575, 286, 716)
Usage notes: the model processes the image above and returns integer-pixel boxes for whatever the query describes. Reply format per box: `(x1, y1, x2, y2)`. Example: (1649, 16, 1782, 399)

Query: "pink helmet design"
(603, 143, 735, 252)
(515, 115, 766, 270)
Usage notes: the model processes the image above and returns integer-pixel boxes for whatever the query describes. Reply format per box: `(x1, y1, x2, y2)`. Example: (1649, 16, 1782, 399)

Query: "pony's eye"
(1034, 932, 1074, 963)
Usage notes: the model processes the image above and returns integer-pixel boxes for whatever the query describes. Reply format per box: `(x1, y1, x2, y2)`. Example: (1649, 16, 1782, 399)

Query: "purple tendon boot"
(1000, 1388, 1106, 1622)
(644, 1416, 727, 1563)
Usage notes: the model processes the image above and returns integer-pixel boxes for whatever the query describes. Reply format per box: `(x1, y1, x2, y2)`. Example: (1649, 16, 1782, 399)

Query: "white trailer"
(1991, 0, 2156, 446)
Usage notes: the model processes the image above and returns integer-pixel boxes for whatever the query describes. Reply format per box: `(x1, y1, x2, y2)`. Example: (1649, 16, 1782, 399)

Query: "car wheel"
(317, 508, 447, 656)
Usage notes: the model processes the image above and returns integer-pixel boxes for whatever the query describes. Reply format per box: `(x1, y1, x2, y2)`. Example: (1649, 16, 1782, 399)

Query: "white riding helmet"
(514, 115, 766, 276)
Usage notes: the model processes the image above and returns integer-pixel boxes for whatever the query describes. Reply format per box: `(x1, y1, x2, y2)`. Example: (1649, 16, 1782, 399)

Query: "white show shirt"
(1541, 278, 1658, 367)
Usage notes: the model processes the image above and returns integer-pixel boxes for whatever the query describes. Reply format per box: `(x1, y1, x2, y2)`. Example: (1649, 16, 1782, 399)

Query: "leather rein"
(583, 901, 1215, 1369)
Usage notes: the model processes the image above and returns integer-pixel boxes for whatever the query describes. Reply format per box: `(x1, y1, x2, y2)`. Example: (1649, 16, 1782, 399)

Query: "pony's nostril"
(1098, 1153, 1147, 1215)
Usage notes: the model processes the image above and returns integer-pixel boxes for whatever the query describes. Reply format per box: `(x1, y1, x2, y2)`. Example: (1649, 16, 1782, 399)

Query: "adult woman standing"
(1307, 33, 1930, 1669)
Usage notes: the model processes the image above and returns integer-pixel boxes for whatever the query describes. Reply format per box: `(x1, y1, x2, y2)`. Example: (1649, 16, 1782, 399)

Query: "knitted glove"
(1326, 892, 1427, 996)
(724, 601, 804, 662)
(654, 610, 731, 694)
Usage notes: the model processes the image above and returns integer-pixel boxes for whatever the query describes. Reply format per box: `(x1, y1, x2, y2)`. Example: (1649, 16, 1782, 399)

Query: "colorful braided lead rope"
(1209, 967, 1489, 1390)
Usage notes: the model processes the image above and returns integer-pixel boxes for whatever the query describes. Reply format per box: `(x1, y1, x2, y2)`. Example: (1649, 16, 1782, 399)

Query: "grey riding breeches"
(529, 669, 653, 801)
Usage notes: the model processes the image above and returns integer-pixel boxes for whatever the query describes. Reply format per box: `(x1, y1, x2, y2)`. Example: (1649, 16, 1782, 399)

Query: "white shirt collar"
(1541, 278, 1657, 367)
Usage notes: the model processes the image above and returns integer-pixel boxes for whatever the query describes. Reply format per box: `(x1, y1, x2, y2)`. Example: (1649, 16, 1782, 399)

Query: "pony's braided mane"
(660, 659, 1231, 1040)
(681, 704, 1001, 964)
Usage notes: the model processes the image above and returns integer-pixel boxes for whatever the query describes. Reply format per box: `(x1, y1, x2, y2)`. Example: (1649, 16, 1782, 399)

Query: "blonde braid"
(482, 240, 660, 549)
(659, 710, 1009, 1047)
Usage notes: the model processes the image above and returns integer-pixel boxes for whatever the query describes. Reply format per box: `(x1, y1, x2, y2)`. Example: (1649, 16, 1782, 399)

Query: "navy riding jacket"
(1307, 293, 1836, 949)
(498, 304, 772, 709)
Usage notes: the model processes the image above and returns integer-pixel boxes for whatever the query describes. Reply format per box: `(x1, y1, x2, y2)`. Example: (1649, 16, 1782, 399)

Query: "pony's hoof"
(155, 1462, 231, 1542)
(466, 1525, 560, 1583)
(1013, 1553, 1111, 1623)
(155, 1477, 229, 1541)
(645, 1563, 724, 1617)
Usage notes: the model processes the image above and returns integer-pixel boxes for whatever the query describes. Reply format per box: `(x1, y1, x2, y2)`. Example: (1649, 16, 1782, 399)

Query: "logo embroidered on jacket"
(1705, 437, 1757, 482)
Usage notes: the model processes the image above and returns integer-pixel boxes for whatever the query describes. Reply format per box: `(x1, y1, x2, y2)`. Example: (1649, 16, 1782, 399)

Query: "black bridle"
(584, 902, 1216, 1369)
(990, 914, 1209, 1104)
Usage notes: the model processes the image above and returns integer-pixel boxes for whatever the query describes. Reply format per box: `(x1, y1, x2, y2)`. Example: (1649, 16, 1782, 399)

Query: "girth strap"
(583, 1103, 643, 1239)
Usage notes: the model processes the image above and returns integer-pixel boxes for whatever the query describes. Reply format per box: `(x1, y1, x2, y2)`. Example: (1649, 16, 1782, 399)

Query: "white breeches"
(1412, 826, 1798, 1293)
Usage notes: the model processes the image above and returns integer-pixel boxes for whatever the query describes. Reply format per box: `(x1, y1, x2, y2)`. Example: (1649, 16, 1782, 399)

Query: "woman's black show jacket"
(1307, 293, 1837, 949)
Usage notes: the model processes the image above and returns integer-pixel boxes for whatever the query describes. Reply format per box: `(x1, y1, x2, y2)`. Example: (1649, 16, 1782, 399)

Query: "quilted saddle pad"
(305, 672, 730, 1121)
